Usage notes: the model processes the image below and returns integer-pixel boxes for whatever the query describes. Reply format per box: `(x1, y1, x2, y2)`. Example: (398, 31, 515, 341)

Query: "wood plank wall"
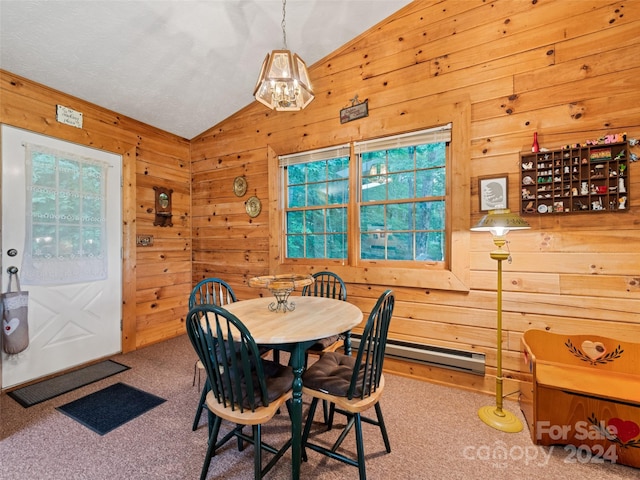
(191, 0, 640, 395)
(0, 71, 192, 352)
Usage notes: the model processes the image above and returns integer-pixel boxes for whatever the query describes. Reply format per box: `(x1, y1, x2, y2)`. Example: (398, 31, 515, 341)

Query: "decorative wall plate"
(233, 176, 247, 197)
(245, 196, 261, 218)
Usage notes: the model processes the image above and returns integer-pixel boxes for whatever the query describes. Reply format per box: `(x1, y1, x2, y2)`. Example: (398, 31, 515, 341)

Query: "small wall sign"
(340, 96, 368, 124)
(56, 105, 83, 129)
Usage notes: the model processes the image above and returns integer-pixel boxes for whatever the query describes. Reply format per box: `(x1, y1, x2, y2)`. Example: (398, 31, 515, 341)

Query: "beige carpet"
(1, 334, 637, 479)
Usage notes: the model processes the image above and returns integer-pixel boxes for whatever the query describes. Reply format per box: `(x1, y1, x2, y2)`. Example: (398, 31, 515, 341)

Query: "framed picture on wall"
(479, 175, 508, 212)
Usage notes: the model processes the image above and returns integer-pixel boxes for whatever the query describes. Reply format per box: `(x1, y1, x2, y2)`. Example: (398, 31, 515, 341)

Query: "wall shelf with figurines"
(520, 133, 636, 215)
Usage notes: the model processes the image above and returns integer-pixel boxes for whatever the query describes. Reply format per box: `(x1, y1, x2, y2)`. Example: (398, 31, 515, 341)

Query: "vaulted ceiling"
(0, 0, 410, 139)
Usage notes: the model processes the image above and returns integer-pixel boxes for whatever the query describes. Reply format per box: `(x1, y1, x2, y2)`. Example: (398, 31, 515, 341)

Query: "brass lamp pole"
(471, 208, 530, 433)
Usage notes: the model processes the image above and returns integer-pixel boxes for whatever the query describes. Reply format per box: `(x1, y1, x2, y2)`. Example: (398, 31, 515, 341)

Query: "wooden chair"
(301, 289, 394, 480)
(190, 277, 238, 431)
(186, 304, 293, 480)
(301, 271, 349, 422)
(301, 271, 350, 356)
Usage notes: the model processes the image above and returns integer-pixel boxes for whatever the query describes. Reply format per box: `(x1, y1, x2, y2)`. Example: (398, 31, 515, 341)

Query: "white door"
(1, 125, 122, 388)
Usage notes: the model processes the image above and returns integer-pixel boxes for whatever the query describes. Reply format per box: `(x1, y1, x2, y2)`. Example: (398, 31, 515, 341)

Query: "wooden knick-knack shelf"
(520, 142, 629, 215)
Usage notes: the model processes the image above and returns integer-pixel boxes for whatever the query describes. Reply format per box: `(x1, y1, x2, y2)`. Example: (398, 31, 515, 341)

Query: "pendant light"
(253, 0, 314, 111)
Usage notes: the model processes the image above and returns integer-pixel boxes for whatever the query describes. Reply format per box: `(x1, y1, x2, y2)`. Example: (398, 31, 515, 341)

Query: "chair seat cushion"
(240, 359, 293, 409)
(308, 334, 341, 351)
(262, 359, 294, 399)
(303, 351, 364, 397)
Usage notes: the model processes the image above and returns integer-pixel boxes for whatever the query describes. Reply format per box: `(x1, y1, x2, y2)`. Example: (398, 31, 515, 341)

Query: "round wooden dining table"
(224, 295, 363, 480)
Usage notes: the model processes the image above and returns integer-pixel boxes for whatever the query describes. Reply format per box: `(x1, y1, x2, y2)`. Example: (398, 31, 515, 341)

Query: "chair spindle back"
(189, 277, 237, 309)
(348, 289, 394, 400)
(186, 304, 270, 413)
(301, 271, 347, 301)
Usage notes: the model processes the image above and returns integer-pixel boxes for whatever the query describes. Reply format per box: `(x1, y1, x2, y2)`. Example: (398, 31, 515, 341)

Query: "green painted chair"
(301, 289, 394, 480)
(301, 271, 350, 355)
(186, 304, 293, 480)
(190, 277, 238, 431)
(301, 271, 349, 422)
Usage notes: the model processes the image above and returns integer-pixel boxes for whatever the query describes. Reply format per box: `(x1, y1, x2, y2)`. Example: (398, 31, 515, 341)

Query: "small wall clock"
(153, 186, 173, 227)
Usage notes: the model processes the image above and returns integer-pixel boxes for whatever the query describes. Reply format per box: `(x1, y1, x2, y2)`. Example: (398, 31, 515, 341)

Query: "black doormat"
(8, 360, 130, 408)
(56, 382, 166, 435)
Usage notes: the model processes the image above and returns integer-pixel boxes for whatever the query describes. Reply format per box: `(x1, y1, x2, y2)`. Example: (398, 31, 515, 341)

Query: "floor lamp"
(471, 208, 530, 433)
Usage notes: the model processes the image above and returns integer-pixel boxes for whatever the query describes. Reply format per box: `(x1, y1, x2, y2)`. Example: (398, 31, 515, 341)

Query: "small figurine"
(619, 177, 626, 193)
(580, 182, 589, 195)
(619, 196, 627, 209)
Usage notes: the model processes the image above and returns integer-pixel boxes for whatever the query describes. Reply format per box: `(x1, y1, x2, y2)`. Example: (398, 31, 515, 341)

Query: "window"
(280, 125, 451, 264)
(269, 100, 471, 291)
(356, 125, 450, 262)
(281, 145, 350, 259)
(22, 143, 109, 285)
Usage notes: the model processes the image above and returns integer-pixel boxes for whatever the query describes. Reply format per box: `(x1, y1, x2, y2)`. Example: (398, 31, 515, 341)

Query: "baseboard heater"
(350, 335, 485, 376)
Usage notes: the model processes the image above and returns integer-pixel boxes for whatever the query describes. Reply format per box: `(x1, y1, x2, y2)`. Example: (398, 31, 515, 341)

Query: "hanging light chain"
(281, 0, 288, 50)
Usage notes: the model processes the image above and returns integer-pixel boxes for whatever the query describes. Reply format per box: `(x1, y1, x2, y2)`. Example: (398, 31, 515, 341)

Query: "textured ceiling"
(0, 0, 410, 139)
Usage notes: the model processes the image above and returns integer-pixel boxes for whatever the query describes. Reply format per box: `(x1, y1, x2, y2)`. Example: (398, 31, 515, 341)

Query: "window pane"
(387, 203, 412, 231)
(58, 225, 81, 257)
(327, 157, 349, 180)
(416, 143, 446, 168)
(287, 211, 304, 233)
(327, 179, 348, 204)
(82, 196, 103, 224)
(288, 184, 306, 208)
(59, 192, 80, 220)
(307, 182, 327, 207)
(388, 172, 414, 200)
(361, 233, 386, 259)
(287, 164, 306, 185)
(417, 231, 444, 261)
(32, 224, 56, 257)
(326, 207, 346, 233)
(388, 232, 411, 260)
(388, 147, 414, 172)
(33, 189, 57, 223)
(307, 161, 327, 182)
(327, 233, 346, 258)
(360, 204, 385, 232)
(305, 209, 324, 233)
(58, 159, 80, 190)
(82, 164, 103, 193)
(307, 234, 325, 258)
(82, 226, 102, 256)
(287, 235, 304, 258)
(417, 168, 445, 197)
(416, 201, 445, 230)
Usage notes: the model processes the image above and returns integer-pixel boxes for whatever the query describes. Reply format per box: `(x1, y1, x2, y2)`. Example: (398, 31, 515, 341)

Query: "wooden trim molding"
(121, 146, 137, 352)
(267, 97, 471, 292)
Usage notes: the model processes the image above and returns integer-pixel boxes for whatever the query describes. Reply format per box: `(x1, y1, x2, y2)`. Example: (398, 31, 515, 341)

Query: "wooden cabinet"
(520, 142, 629, 215)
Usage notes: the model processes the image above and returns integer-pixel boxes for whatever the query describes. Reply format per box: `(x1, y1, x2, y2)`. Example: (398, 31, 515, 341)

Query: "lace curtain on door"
(22, 143, 109, 285)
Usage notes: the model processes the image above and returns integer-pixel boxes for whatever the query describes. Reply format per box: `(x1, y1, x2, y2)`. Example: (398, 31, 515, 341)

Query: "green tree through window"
(280, 125, 451, 263)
